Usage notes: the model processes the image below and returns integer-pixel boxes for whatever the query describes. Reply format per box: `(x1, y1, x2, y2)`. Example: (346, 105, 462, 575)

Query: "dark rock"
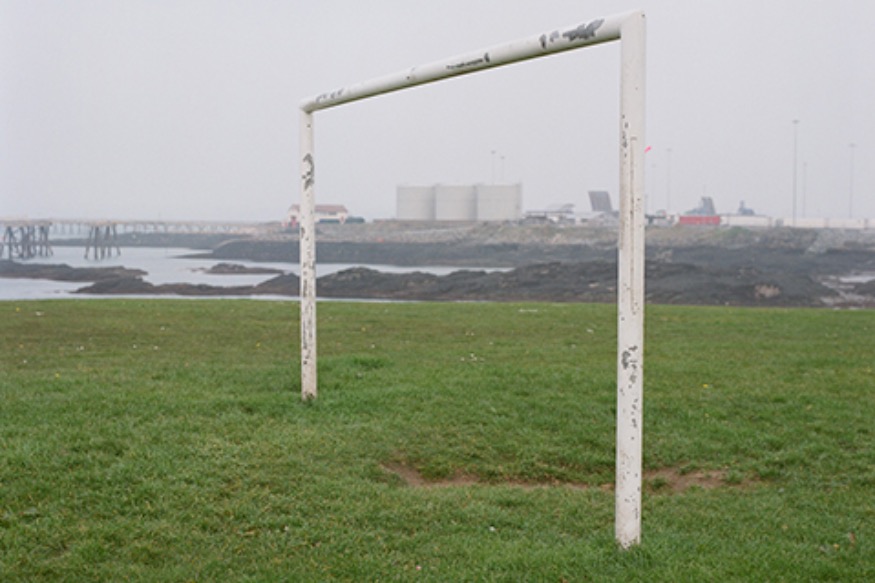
(854, 279, 875, 296)
(201, 262, 284, 275)
(252, 273, 300, 295)
(58, 259, 839, 306)
(0, 260, 145, 282)
(75, 272, 301, 297)
(314, 261, 835, 306)
(75, 277, 157, 294)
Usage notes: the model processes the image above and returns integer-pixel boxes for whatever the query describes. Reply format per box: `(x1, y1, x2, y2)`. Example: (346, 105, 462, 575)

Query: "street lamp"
(802, 161, 808, 218)
(849, 143, 856, 219)
(666, 147, 672, 213)
(792, 120, 799, 226)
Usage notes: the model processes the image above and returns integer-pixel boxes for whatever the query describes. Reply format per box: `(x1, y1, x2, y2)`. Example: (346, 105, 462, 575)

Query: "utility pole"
(666, 147, 672, 213)
(849, 143, 856, 219)
(792, 120, 799, 226)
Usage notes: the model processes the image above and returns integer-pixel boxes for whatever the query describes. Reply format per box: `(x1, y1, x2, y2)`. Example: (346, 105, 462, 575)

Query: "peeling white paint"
(300, 110, 317, 401)
(615, 11, 646, 549)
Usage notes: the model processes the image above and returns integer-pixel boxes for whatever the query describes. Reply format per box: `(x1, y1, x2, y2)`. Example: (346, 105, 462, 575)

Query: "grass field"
(1, 299, 874, 581)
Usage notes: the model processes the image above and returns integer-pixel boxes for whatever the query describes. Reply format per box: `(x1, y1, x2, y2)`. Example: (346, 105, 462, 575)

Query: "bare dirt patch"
(643, 467, 733, 493)
(381, 462, 753, 494)
(381, 462, 479, 489)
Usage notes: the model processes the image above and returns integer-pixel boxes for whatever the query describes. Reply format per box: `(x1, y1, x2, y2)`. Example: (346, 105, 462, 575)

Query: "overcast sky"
(2, 0, 873, 222)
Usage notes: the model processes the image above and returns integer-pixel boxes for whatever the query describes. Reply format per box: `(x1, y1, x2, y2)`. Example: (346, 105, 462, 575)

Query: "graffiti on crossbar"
(563, 19, 604, 42)
(446, 52, 491, 71)
(540, 19, 604, 49)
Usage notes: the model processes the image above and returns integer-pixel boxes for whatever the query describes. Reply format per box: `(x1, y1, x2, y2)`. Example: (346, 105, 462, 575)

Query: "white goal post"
(298, 10, 645, 548)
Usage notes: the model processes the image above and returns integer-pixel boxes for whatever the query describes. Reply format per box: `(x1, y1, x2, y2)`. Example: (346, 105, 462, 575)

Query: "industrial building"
(397, 184, 522, 222)
(524, 191, 616, 224)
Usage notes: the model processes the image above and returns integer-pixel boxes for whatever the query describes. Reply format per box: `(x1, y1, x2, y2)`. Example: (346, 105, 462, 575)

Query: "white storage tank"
(476, 184, 522, 221)
(396, 185, 436, 221)
(435, 185, 477, 221)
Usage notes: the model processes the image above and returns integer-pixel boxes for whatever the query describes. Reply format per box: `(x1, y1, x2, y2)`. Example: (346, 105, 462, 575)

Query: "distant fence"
(719, 216, 873, 229)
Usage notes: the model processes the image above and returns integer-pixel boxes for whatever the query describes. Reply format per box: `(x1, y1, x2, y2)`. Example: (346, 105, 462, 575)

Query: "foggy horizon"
(2, 1, 873, 223)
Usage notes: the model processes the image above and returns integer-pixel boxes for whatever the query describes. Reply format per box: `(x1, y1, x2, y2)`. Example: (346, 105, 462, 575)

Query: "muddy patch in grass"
(381, 462, 754, 494)
(643, 467, 735, 493)
(381, 462, 480, 489)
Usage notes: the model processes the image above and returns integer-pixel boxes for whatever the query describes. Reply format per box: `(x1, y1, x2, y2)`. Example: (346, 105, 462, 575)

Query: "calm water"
(1, 246, 506, 301)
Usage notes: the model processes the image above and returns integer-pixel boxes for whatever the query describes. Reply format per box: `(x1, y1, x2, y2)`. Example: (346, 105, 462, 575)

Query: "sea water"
(0, 246, 506, 301)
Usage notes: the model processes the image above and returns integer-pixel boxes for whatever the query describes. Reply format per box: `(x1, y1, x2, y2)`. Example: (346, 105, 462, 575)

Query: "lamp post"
(792, 120, 799, 226)
(666, 147, 672, 214)
(849, 143, 856, 219)
(802, 161, 808, 218)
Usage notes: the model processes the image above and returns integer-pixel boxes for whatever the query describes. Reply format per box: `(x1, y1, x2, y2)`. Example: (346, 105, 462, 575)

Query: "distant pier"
(1, 218, 268, 261)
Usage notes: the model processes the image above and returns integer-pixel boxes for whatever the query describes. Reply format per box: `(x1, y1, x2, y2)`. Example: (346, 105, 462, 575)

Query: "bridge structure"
(0, 218, 269, 260)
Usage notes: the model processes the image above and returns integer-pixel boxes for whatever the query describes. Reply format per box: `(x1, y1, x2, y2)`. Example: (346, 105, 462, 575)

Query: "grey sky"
(2, 0, 872, 222)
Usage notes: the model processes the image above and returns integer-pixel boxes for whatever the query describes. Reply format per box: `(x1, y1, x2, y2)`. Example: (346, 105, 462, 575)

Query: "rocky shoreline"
(5, 224, 875, 307)
(4, 257, 872, 308)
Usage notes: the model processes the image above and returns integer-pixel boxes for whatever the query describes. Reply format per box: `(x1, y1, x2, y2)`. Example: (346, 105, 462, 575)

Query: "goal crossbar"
(301, 13, 631, 113)
(297, 10, 646, 548)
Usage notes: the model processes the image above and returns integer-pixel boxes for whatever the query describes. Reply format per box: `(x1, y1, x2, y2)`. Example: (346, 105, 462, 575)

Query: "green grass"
(1, 299, 874, 581)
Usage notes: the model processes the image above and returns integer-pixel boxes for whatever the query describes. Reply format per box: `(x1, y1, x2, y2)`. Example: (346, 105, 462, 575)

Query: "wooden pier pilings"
(84, 223, 121, 260)
(1, 222, 53, 260)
